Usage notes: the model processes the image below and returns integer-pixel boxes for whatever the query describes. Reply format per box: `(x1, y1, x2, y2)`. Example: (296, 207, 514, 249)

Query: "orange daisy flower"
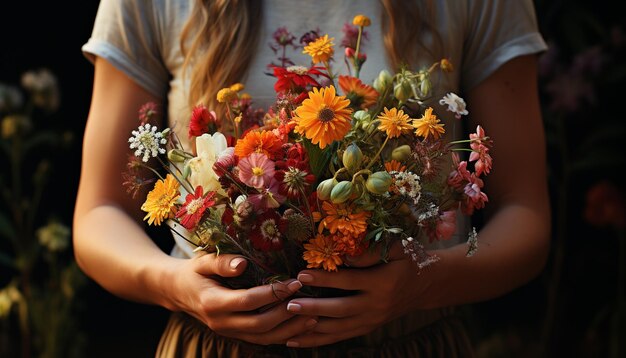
(338, 75, 379, 109)
(141, 174, 180, 226)
(234, 130, 283, 159)
(293, 85, 353, 149)
(303, 34, 334, 64)
(303, 234, 343, 271)
(385, 160, 407, 172)
(377, 107, 413, 138)
(334, 233, 366, 256)
(413, 107, 445, 140)
(318, 200, 371, 236)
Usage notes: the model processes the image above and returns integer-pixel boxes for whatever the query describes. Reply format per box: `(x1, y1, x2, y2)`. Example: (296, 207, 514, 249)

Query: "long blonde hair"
(181, 0, 437, 114)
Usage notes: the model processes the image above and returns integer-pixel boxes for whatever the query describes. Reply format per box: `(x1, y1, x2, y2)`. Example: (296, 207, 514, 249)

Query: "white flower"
(439, 92, 468, 119)
(21, 69, 60, 111)
(187, 132, 230, 193)
(37, 220, 71, 252)
(128, 123, 168, 162)
(390, 171, 422, 205)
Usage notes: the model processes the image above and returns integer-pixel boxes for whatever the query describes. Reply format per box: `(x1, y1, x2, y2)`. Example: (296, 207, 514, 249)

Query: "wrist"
(136, 252, 183, 310)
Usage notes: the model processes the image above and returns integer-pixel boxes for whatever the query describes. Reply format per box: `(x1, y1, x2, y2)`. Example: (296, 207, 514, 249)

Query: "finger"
(286, 326, 371, 348)
(223, 315, 319, 346)
(209, 301, 294, 334)
(296, 268, 368, 290)
(193, 252, 248, 277)
(210, 279, 303, 312)
(286, 296, 366, 318)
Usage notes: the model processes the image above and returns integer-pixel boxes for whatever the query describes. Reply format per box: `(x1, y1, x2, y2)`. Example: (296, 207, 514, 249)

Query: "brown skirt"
(155, 308, 475, 357)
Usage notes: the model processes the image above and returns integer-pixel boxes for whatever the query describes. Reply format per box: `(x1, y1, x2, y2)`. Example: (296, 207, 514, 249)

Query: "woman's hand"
(163, 252, 318, 345)
(283, 243, 436, 348)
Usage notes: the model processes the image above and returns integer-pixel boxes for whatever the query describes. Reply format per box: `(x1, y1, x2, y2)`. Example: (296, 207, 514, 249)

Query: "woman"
(75, 0, 550, 356)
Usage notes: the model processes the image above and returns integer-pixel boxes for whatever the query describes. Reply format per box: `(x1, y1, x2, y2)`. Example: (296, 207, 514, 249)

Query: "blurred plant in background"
(0, 69, 86, 358)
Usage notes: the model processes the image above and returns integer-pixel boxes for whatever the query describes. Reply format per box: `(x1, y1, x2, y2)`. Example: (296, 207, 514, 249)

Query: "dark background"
(1, 0, 625, 357)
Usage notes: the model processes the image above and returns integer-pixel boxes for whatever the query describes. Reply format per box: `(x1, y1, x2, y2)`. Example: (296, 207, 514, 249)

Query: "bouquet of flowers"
(124, 15, 492, 293)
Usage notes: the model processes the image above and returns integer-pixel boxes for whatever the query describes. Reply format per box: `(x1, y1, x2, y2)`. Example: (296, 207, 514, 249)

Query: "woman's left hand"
(284, 242, 440, 348)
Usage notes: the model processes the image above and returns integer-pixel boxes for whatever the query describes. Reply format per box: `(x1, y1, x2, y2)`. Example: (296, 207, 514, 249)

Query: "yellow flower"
(413, 107, 445, 140)
(293, 85, 352, 149)
(377, 107, 413, 138)
(303, 34, 334, 64)
(240, 93, 251, 100)
(440, 58, 454, 72)
(216, 88, 235, 103)
(141, 174, 180, 225)
(303, 234, 343, 271)
(352, 14, 371, 27)
(229, 83, 245, 92)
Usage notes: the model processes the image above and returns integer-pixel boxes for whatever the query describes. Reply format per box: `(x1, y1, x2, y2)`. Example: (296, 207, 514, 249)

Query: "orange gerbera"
(318, 200, 371, 236)
(377, 107, 413, 138)
(385, 159, 407, 172)
(141, 174, 180, 226)
(303, 234, 343, 271)
(303, 34, 334, 64)
(234, 130, 283, 159)
(338, 75, 379, 109)
(413, 107, 445, 140)
(293, 86, 353, 149)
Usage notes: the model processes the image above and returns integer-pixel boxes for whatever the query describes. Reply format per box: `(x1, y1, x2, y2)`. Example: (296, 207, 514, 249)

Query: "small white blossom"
(21, 69, 60, 111)
(439, 92, 468, 119)
(390, 171, 422, 205)
(402, 237, 440, 269)
(466, 227, 479, 257)
(417, 203, 439, 224)
(128, 123, 168, 162)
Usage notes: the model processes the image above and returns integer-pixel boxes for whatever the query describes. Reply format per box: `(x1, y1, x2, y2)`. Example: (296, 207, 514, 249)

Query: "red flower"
(273, 65, 326, 94)
(188, 105, 217, 138)
(584, 181, 625, 229)
(249, 211, 284, 251)
(175, 186, 216, 230)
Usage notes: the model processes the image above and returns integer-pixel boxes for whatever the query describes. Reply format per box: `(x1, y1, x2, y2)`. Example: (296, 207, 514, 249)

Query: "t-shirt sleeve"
(82, 0, 169, 98)
(461, 0, 548, 91)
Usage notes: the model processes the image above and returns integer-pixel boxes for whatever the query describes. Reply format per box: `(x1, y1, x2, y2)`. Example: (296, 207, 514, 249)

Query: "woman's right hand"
(162, 252, 318, 345)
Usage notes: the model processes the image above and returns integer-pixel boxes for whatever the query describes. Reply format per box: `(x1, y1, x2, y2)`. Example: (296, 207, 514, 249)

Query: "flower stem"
(365, 136, 390, 170)
(354, 27, 364, 78)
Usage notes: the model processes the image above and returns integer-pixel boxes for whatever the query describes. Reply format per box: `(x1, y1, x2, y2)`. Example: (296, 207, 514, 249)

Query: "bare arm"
(73, 58, 313, 345)
(283, 55, 551, 347)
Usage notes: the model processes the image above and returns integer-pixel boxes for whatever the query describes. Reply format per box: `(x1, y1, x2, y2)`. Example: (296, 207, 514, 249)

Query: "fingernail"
(230, 257, 245, 269)
(286, 341, 300, 348)
(297, 273, 313, 283)
(287, 302, 302, 312)
(305, 318, 318, 328)
(287, 280, 303, 292)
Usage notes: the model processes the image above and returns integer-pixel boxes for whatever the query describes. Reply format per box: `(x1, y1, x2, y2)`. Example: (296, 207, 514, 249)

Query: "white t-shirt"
(82, 0, 547, 257)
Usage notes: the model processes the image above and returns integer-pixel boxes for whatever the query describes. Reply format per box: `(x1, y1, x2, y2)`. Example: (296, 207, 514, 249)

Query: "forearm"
(73, 204, 179, 309)
(425, 203, 550, 309)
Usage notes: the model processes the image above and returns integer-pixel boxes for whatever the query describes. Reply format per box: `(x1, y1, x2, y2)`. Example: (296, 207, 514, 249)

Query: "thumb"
(192, 252, 248, 277)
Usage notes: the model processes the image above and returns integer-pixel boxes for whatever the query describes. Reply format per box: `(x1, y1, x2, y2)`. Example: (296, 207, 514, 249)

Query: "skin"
(283, 54, 552, 347)
(74, 53, 549, 348)
(73, 57, 315, 346)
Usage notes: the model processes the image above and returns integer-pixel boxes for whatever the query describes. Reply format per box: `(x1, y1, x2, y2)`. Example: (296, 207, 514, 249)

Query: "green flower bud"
(316, 178, 337, 201)
(419, 77, 432, 98)
(330, 181, 353, 204)
(342, 143, 363, 173)
(353, 110, 371, 122)
(394, 80, 412, 103)
(183, 163, 191, 179)
(391, 145, 412, 162)
(167, 149, 187, 163)
(365, 171, 392, 195)
(373, 70, 393, 93)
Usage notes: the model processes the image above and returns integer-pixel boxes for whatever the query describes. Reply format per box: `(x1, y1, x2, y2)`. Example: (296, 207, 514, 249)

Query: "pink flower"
(448, 157, 471, 190)
(469, 125, 489, 151)
(462, 176, 489, 215)
(469, 144, 493, 177)
(248, 179, 286, 210)
(238, 153, 275, 189)
(435, 210, 457, 241)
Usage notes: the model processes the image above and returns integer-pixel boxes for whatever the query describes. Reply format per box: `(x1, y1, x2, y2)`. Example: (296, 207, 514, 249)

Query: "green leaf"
(365, 227, 384, 242)
(302, 138, 336, 180)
